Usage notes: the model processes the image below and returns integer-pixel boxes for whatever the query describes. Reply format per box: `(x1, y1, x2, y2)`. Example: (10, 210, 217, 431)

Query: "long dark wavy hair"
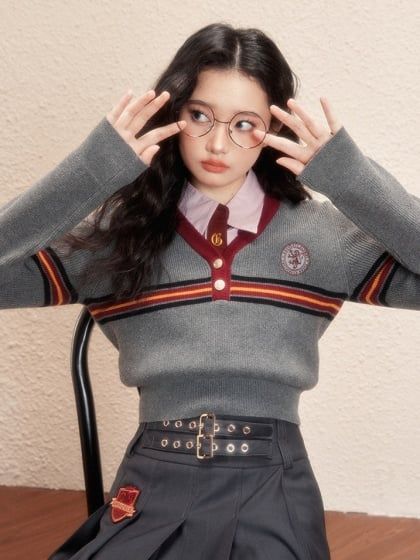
(55, 22, 312, 302)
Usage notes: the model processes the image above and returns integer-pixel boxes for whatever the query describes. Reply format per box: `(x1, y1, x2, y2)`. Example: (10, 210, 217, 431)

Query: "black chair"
(70, 307, 142, 516)
(70, 307, 104, 516)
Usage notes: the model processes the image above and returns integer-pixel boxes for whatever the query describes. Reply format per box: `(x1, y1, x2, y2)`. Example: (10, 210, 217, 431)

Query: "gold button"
(213, 258, 223, 269)
(214, 279, 225, 290)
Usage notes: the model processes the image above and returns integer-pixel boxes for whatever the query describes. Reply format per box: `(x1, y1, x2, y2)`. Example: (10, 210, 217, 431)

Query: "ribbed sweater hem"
(137, 377, 302, 425)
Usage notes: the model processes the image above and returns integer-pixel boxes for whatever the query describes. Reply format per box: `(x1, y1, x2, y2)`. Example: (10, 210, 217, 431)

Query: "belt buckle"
(196, 412, 216, 459)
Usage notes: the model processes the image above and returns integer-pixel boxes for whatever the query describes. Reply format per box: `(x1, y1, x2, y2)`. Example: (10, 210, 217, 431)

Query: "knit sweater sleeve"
(322, 201, 420, 310)
(0, 116, 148, 309)
(297, 126, 420, 273)
(296, 126, 420, 311)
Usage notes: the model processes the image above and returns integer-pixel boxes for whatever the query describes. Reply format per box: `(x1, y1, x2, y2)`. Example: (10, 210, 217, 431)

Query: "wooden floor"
(1, 486, 420, 559)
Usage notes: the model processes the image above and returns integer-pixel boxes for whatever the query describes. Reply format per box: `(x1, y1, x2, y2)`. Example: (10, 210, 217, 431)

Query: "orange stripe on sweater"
(230, 284, 342, 313)
(90, 285, 213, 317)
(37, 250, 66, 305)
(364, 257, 394, 304)
(89, 279, 343, 319)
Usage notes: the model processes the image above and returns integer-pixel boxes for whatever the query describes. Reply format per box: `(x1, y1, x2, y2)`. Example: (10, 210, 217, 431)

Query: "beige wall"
(0, 0, 419, 518)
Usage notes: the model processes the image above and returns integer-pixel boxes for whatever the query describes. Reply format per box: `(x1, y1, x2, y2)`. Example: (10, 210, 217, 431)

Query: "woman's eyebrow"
(189, 98, 250, 114)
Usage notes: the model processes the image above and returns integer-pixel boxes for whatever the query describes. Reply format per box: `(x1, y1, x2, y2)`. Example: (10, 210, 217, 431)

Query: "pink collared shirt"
(177, 168, 266, 245)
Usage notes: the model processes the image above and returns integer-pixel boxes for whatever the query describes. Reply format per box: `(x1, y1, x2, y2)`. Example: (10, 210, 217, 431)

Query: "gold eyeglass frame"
(175, 100, 283, 149)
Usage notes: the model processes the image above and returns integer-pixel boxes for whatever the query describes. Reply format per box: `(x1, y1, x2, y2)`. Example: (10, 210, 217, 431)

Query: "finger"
(135, 120, 186, 153)
(139, 144, 161, 166)
(127, 90, 171, 133)
(319, 97, 342, 134)
(275, 156, 305, 176)
(269, 104, 315, 145)
(106, 89, 135, 125)
(116, 89, 158, 129)
(253, 129, 307, 162)
(286, 98, 326, 139)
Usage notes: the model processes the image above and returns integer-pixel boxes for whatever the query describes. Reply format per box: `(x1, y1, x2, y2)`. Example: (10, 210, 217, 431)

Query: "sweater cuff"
(78, 116, 149, 188)
(296, 125, 369, 203)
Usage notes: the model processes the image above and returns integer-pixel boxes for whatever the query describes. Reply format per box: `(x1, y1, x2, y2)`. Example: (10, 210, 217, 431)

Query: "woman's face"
(178, 68, 275, 200)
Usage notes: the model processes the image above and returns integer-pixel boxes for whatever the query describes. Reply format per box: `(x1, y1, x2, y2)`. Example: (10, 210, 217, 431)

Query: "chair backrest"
(70, 307, 104, 516)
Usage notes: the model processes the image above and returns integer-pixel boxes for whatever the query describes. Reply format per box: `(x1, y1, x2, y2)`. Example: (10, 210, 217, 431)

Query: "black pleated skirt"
(48, 414, 331, 560)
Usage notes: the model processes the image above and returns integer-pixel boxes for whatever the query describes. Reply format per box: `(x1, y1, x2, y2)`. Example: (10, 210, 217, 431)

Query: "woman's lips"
(201, 161, 229, 173)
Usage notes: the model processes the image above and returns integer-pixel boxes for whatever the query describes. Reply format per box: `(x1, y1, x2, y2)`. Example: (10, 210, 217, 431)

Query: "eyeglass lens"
(177, 100, 267, 148)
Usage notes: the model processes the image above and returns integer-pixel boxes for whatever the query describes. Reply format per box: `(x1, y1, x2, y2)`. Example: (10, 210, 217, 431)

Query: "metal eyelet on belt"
(227, 424, 236, 433)
(241, 443, 249, 453)
(186, 440, 194, 448)
(175, 420, 183, 427)
(226, 443, 235, 452)
(162, 420, 170, 427)
(243, 425, 251, 434)
(189, 421, 197, 429)
(173, 440, 181, 448)
(161, 438, 168, 447)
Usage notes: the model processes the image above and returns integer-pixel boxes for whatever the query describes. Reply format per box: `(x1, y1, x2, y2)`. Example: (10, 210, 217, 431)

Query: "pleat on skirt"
(48, 414, 331, 560)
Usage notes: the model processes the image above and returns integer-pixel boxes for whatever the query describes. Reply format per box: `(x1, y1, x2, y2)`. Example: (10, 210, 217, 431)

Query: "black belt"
(142, 412, 275, 459)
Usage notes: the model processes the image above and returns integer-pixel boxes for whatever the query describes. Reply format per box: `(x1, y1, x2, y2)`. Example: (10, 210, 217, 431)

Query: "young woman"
(2, 22, 419, 560)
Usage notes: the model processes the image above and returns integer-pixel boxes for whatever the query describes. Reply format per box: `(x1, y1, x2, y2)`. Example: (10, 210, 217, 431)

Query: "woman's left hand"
(253, 97, 343, 176)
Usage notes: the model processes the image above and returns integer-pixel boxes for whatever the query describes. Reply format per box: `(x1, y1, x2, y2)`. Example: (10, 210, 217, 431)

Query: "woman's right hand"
(106, 89, 186, 166)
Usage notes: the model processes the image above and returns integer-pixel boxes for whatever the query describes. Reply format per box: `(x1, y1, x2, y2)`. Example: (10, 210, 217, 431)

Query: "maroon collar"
(176, 193, 281, 262)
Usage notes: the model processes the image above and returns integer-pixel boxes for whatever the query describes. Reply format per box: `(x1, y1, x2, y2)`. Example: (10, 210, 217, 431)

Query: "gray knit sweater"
(1, 117, 419, 424)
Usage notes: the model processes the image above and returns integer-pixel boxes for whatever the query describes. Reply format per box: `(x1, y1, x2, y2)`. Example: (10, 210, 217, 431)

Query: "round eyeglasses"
(175, 100, 281, 149)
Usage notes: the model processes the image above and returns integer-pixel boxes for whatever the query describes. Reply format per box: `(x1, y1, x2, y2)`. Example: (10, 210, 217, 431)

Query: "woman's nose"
(205, 121, 230, 153)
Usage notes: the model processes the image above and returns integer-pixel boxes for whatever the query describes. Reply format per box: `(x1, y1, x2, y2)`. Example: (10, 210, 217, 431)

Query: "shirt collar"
(178, 168, 265, 234)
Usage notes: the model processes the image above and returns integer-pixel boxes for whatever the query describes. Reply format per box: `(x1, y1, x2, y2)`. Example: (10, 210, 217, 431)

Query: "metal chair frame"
(70, 307, 104, 515)
(70, 307, 141, 515)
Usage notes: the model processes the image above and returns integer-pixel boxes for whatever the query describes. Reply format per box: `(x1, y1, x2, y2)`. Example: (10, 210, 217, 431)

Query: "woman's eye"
(236, 120, 254, 131)
(190, 110, 209, 122)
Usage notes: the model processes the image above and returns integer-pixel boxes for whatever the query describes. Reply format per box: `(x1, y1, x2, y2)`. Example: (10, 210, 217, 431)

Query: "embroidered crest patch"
(281, 242, 310, 275)
(110, 485, 141, 523)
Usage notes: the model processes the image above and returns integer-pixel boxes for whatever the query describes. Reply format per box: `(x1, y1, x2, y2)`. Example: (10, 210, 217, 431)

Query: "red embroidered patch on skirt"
(110, 485, 141, 523)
